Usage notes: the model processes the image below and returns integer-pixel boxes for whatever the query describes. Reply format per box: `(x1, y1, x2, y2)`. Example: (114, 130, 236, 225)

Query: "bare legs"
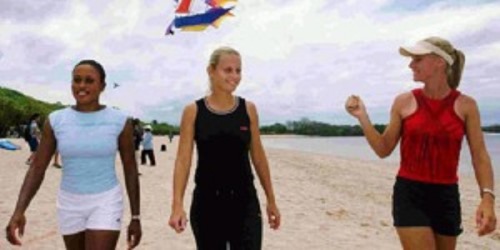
(397, 227, 457, 250)
(63, 230, 119, 250)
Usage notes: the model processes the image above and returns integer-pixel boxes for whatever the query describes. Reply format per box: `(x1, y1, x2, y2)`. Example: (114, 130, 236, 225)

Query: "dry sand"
(1, 136, 499, 249)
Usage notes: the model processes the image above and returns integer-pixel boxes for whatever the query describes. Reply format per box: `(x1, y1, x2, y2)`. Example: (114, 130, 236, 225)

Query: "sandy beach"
(1, 136, 499, 249)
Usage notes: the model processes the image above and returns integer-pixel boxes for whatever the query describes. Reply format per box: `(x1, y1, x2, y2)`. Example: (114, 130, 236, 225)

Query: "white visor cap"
(399, 40, 454, 65)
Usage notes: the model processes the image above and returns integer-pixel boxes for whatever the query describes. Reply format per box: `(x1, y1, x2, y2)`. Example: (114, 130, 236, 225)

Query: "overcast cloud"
(1, 0, 499, 125)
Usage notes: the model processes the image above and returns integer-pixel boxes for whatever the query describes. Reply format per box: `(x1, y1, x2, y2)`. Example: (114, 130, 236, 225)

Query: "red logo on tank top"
(240, 126, 248, 131)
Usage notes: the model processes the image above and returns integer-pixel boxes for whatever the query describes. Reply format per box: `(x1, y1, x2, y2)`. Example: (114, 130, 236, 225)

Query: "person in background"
(6, 59, 142, 249)
(132, 118, 144, 175)
(346, 36, 496, 249)
(168, 130, 174, 143)
(52, 151, 62, 168)
(141, 124, 156, 166)
(168, 46, 281, 249)
(24, 113, 41, 165)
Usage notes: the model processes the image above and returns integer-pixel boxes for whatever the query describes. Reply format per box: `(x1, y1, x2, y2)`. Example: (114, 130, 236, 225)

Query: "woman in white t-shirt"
(6, 59, 142, 249)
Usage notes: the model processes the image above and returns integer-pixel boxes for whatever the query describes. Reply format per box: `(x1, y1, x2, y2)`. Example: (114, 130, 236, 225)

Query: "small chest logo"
(240, 126, 249, 131)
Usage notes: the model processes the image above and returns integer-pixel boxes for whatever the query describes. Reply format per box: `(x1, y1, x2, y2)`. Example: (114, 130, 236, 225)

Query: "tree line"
(0, 86, 179, 137)
(1, 86, 499, 137)
(260, 118, 386, 136)
(0, 86, 65, 137)
(261, 118, 500, 136)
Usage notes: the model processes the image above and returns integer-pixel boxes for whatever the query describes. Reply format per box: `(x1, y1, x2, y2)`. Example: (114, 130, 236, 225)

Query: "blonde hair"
(207, 46, 241, 92)
(424, 37, 465, 89)
(208, 46, 240, 68)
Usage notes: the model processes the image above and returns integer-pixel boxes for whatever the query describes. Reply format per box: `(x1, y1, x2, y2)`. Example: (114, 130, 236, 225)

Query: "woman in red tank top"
(346, 36, 496, 249)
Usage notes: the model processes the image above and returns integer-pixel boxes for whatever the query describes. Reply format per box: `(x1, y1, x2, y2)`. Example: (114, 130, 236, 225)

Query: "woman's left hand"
(267, 203, 281, 230)
(476, 196, 496, 236)
(127, 219, 142, 249)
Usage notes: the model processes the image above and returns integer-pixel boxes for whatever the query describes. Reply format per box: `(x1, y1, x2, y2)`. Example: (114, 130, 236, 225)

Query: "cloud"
(0, 0, 69, 23)
(1, 0, 500, 125)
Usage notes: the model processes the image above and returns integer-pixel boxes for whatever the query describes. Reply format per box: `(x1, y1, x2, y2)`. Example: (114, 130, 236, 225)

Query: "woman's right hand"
(168, 207, 188, 233)
(345, 95, 366, 119)
(5, 213, 26, 245)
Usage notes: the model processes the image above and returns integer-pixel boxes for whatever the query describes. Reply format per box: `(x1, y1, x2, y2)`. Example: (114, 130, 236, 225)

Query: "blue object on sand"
(0, 139, 19, 151)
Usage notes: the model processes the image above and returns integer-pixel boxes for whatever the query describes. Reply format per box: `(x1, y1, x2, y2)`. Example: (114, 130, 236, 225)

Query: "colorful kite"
(166, 0, 237, 35)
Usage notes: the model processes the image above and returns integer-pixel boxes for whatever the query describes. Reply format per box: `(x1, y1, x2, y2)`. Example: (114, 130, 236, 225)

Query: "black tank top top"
(194, 96, 254, 190)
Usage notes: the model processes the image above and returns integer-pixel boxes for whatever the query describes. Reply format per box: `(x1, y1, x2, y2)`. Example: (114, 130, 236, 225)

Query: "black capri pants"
(392, 176, 463, 236)
(190, 185, 262, 250)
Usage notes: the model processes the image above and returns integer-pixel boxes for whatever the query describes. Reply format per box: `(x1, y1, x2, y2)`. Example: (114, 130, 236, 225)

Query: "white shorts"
(57, 185, 123, 235)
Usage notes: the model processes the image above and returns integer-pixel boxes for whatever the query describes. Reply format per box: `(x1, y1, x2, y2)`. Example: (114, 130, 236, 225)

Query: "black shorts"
(392, 177, 463, 236)
(134, 139, 141, 151)
(28, 138, 38, 152)
(190, 186, 262, 250)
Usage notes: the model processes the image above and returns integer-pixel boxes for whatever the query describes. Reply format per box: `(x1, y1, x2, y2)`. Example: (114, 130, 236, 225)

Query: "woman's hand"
(345, 95, 367, 119)
(5, 213, 26, 246)
(169, 207, 188, 233)
(127, 219, 142, 249)
(476, 196, 497, 236)
(267, 202, 281, 230)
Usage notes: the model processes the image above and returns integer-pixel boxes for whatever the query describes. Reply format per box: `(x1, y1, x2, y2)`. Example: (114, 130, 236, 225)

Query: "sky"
(1, 0, 499, 125)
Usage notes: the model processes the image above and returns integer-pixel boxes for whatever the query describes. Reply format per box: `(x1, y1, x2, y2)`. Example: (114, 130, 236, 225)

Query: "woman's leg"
(148, 150, 156, 166)
(140, 150, 146, 165)
(434, 233, 457, 250)
(229, 192, 262, 250)
(190, 189, 226, 250)
(397, 227, 436, 250)
(62, 231, 85, 250)
(85, 230, 120, 250)
(397, 228, 458, 250)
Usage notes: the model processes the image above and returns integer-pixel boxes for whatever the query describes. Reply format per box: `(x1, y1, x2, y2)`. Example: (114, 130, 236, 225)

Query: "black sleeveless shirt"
(194, 97, 254, 190)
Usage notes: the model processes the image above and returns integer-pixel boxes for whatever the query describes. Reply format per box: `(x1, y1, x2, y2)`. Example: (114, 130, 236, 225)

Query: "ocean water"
(262, 134, 500, 176)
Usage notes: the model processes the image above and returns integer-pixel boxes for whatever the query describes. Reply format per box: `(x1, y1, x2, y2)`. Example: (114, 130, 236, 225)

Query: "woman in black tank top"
(168, 47, 281, 250)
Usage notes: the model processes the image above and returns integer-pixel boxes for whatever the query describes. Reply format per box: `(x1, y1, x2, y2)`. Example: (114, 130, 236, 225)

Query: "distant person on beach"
(133, 119, 143, 154)
(168, 46, 281, 249)
(346, 36, 496, 249)
(52, 151, 62, 168)
(133, 118, 143, 152)
(168, 130, 174, 143)
(24, 113, 41, 165)
(133, 118, 143, 175)
(5, 59, 142, 249)
(140, 124, 156, 166)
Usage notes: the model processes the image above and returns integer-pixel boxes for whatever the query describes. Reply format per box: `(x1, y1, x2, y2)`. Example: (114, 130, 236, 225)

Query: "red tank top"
(398, 88, 465, 184)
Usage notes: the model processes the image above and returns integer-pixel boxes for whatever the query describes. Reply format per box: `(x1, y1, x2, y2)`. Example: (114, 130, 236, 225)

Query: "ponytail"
(447, 49, 465, 89)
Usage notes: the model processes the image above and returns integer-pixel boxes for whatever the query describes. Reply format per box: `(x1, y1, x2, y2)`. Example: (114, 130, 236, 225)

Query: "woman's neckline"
(420, 89, 454, 101)
(204, 96, 239, 115)
(71, 105, 107, 113)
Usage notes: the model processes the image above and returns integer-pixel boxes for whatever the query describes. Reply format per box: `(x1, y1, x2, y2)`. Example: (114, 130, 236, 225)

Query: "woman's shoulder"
(106, 106, 127, 115)
(455, 92, 478, 112)
(100, 107, 129, 127)
(184, 101, 198, 112)
(51, 106, 71, 114)
(240, 97, 258, 119)
(455, 91, 475, 103)
(237, 96, 254, 108)
(180, 102, 198, 121)
(394, 91, 415, 104)
(49, 107, 71, 119)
